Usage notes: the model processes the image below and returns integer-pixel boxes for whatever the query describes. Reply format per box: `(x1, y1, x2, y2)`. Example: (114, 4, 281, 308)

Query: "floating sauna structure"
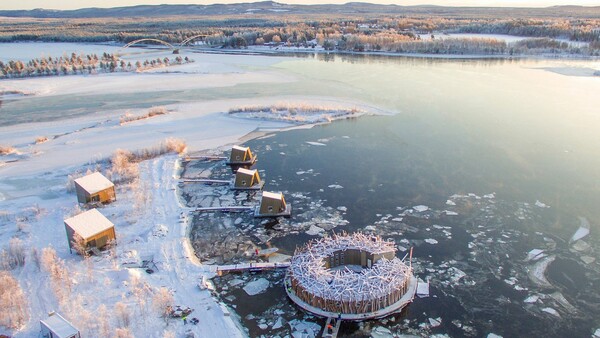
(232, 168, 265, 190)
(64, 209, 116, 254)
(285, 233, 417, 321)
(227, 145, 257, 166)
(254, 191, 291, 218)
(74, 172, 116, 204)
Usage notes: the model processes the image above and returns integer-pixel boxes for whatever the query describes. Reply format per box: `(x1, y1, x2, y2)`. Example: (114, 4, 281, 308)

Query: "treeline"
(0, 53, 193, 79)
(1, 15, 598, 46)
(455, 18, 600, 42)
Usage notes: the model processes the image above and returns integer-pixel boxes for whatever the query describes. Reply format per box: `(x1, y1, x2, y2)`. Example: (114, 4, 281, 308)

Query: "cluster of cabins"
(227, 145, 291, 218)
(44, 145, 288, 337)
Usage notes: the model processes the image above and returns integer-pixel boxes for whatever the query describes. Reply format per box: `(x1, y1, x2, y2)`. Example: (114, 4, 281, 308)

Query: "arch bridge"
(122, 38, 175, 50)
(179, 34, 209, 47)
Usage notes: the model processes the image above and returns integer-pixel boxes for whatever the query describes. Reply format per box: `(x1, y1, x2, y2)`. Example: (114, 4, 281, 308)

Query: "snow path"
(138, 156, 246, 337)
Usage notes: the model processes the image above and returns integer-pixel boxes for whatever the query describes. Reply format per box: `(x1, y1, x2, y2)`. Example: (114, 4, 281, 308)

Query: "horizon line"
(3, 1, 599, 12)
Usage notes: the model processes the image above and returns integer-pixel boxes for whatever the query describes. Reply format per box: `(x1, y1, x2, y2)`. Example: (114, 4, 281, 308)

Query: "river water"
(184, 54, 600, 337)
(3, 42, 600, 336)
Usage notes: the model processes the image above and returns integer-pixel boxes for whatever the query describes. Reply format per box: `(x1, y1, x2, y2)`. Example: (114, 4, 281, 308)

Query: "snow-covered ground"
(0, 46, 380, 337)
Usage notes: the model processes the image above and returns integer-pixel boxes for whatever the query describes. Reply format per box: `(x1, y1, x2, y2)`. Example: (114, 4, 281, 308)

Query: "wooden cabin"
(255, 191, 291, 217)
(74, 172, 115, 204)
(227, 145, 257, 165)
(64, 209, 116, 254)
(40, 312, 81, 338)
(233, 168, 264, 190)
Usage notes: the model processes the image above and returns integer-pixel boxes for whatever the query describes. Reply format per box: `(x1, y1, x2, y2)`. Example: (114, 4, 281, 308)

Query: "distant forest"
(1, 3, 599, 56)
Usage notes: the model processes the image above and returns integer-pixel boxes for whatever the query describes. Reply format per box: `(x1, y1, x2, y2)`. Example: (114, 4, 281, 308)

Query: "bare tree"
(153, 287, 175, 323)
(0, 271, 29, 329)
(115, 301, 130, 327)
(98, 304, 112, 337)
(71, 233, 90, 258)
(115, 327, 134, 338)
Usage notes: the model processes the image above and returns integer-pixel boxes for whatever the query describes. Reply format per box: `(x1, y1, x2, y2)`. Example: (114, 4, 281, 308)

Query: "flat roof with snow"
(232, 145, 249, 151)
(74, 172, 114, 194)
(64, 209, 114, 239)
(40, 313, 79, 338)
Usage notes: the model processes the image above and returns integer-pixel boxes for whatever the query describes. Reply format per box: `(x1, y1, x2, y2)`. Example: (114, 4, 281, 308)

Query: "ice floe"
(306, 224, 325, 235)
(243, 278, 270, 296)
(288, 319, 321, 338)
(371, 326, 393, 338)
(524, 295, 539, 303)
(424, 238, 438, 244)
(428, 317, 442, 328)
(305, 141, 326, 146)
(328, 184, 343, 189)
(570, 217, 590, 243)
(444, 210, 458, 216)
(445, 199, 457, 206)
(526, 249, 545, 261)
(541, 307, 560, 317)
(413, 205, 429, 212)
(534, 200, 550, 208)
(527, 255, 555, 288)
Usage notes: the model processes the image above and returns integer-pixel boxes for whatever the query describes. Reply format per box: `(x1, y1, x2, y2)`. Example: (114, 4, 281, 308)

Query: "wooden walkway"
(184, 155, 227, 161)
(181, 179, 230, 184)
(322, 317, 342, 338)
(193, 206, 253, 213)
(215, 261, 290, 276)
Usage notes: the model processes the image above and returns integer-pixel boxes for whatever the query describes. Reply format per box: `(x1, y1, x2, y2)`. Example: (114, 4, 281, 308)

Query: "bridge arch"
(122, 38, 175, 50)
(179, 35, 209, 47)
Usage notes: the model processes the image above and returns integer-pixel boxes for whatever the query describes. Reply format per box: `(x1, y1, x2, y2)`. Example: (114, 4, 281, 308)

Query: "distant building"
(40, 312, 80, 338)
(64, 209, 116, 254)
(227, 145, 257, 166)
(255, 191, 291, 217)
(233, 168, 264, 190)
(74, 172, 116, 204)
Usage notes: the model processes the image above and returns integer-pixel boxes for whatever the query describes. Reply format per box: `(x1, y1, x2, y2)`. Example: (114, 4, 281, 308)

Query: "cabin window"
(91, 195, 100, 202)
(241, 180, 247, 186)
(268, 206, 273, 212)
(235, 155, 240, 160)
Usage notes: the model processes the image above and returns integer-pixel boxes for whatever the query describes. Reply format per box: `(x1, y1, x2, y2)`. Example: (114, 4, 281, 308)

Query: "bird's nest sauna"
(285, 233, 417, 321)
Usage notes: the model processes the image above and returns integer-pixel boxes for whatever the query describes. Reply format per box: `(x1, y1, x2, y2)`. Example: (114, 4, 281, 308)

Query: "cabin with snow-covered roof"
(255, 191, 291, 218)
(74, 172, 115, 204)
(233, 168, 264, 190)
(40, 312, 80, 338)
(64, 209, 116, 254)
(227, 145, 257, 166)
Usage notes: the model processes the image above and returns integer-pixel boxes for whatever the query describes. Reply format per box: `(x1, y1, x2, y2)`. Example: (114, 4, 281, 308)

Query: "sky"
(2, 0, 599, 11)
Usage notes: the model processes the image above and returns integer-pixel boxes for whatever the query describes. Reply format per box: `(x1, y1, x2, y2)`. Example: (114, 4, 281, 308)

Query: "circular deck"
(284, 233, 417, 321)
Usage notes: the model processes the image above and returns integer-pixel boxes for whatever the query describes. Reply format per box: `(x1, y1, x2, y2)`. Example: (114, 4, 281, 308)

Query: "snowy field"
(0, 45, 376, 337)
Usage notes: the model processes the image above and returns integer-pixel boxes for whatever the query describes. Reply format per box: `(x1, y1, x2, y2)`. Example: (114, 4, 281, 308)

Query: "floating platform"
(284, 274, 418, 321)
(226, 155, 257, 166)
(254, 204, 292, 218)
(231, 181, 265, 191)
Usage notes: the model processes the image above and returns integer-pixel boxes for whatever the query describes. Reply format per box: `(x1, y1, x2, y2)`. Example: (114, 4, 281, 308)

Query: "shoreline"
(1, 40, 599, 63)
(188, 46, 600, 61)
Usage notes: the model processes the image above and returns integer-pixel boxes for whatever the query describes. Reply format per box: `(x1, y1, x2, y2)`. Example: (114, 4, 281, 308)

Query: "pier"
(215, 262, 290, 276)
